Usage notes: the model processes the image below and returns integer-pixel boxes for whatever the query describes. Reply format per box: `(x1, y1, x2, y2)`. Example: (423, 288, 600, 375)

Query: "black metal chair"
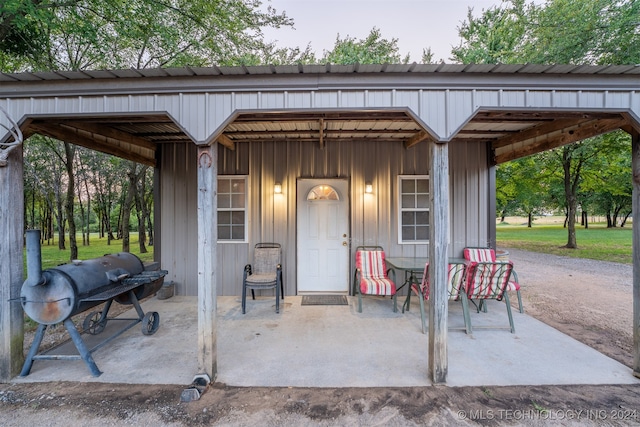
(242, 243, 284, 314)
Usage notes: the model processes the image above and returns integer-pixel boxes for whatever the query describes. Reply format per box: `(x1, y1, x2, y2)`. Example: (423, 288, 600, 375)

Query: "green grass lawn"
(496, 220, 632, 264)
(27, 233, 154, 271)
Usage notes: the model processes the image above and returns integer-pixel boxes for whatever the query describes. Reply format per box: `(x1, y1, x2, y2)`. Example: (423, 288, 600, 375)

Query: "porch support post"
(196, 143, 218, 379)
(0, 146, 24, 382)
(632, 130, 640, 378)
(428, 140, 450, 384)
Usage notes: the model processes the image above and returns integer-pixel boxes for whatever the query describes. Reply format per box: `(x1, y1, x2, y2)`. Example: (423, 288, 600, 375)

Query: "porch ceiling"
(222, 110, 632, 164)
(21, 108, 630, 166)
(24, 114, 190, 166)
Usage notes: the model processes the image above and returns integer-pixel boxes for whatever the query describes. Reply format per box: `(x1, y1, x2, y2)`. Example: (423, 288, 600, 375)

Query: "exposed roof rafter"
(494, 117, 628, 164)
(30, 122, 156, 166)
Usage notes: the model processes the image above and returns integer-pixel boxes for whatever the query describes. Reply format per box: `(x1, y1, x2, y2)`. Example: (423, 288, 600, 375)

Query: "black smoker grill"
(19, 229, 168, 377)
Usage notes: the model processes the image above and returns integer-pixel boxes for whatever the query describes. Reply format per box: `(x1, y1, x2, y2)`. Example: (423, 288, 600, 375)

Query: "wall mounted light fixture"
(274, 183, 282, 194)
(365, 182, 373, 194)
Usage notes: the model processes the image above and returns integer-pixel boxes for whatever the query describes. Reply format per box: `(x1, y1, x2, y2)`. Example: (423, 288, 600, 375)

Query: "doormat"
(301, 295, 348, 306)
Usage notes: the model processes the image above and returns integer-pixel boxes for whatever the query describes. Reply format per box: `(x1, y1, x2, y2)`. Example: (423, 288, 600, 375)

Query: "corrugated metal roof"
(2, 63, 638, 82)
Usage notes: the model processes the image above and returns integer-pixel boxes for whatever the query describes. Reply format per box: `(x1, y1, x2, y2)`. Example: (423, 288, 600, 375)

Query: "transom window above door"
(307, 185, 340, 201)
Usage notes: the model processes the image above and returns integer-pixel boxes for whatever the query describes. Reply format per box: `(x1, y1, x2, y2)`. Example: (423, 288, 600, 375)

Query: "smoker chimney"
(24, 229, 45, 287)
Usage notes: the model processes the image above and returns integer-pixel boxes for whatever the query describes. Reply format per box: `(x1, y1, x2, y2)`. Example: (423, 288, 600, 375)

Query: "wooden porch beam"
(405, 130, 432, 149)
(495, 118, 627, 164)
(216, 134, 235, 151)
(474, 110, 615, 121)
(223, 129, 417, 138)
(621, 113, 640, 134)
(0, 145, 24, 382)
(632, 129, 640, 379)
(319, 118, 325, 150)
(30, 123, 156, 166)
(63, 121, 157, 150)
(197, 143, 218, 380)
(492, 118, 589, 149)
(428, 140, 449, 384)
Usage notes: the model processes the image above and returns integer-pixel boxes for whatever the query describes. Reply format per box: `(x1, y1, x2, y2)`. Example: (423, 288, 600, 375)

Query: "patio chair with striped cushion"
(404, 261, 470, 334)
(463, 247, 523, 313)
(464, 260, 515, 333)
(354, 246, 397, 313)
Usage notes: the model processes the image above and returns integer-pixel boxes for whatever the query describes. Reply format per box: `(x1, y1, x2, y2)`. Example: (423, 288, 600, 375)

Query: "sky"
(261, 0, 510, 63)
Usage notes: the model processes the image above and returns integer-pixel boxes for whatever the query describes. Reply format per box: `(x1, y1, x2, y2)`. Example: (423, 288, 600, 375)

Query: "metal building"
(1, 63, 639, 383)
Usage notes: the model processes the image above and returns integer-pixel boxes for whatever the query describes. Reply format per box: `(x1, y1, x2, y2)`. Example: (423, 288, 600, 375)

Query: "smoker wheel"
(142, 311, 160, 335)
(83, 311, 106, 335)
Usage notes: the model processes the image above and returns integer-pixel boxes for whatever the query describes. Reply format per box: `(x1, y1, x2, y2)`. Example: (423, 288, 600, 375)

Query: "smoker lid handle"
(106, 269, 131, 283)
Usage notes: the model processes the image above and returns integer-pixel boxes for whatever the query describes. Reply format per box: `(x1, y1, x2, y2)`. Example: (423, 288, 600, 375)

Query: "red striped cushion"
(507, 280, 520, 291)
(356, 250, 396, 296)
(465, 261, 512, 300)
(414, 262, 467, 301)
(463, 247, 496, 262)
(360, 277, 395, 295)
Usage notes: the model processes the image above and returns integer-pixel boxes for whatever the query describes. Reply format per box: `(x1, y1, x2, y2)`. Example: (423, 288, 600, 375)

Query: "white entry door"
(297, 179, 350, 294)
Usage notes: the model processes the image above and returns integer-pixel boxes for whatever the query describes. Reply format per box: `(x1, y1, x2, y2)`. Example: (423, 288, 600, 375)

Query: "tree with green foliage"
(455, 0, 639, 248)
(0, 0, 296, 71)
(321, 27, 410, 65)
(451, 0, 531, 63)
(453, 0, 640, 66)
(2, 0, 298, 260)
(581, 132, 632, 227)
(497, 156, 547, 227)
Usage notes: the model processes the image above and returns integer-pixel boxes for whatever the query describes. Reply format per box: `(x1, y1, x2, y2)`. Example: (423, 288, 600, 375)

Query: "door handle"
(342, 241, 348, 246)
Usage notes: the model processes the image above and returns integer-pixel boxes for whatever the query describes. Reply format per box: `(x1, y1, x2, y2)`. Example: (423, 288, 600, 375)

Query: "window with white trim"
(398, 175, 429, 244)
(217, 176, 248, 242)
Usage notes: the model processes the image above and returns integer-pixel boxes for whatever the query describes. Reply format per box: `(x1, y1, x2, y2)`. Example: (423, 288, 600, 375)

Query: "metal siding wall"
(580, 91, 605, 107)
(171, 143, 186, 293)
(554, 91, 578, 107)
(502, 91, 526, 107)
(159, 144, 176, 290)
(3, 85, 638, 144)
(209, 94, 233, 134)
(186, 144, 200, 295)
(475, 90, 499, 106)
(450, 142, 468, 257)
(467, 141, 490, 248)
(477, 143, 490, 247)
(181, 94, 207, 141)
(159, 142, 198, 296)
(395, 91, 420, 112)
(287, 92, 312, 109)
(128, 95, 155, 111)
(340, 91, 366, 108)
(216, 143, 250, 295)
(422, 91, 447, 136)
(447, 91, 475, 134)
(368, 90, 393, 107)
(529, 91, 552, 107)
(159, 138, 488, 297)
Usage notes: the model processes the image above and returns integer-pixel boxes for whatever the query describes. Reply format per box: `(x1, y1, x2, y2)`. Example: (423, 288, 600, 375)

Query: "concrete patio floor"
(13, 295, 639, 388)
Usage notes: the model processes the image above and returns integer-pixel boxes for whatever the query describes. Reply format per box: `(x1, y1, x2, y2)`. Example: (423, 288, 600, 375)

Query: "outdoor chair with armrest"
(404, 261, 470, 334)
(463, 247, 523, 313)
(463, 260, 516, 333)
(353, 246, 397, 313)
(242, 243, 284, 314)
